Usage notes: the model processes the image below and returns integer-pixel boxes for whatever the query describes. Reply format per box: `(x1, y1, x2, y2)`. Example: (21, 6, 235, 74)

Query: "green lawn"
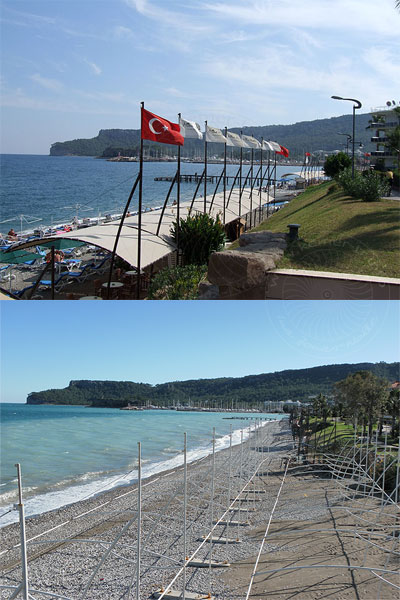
(251, 182, 400, 277)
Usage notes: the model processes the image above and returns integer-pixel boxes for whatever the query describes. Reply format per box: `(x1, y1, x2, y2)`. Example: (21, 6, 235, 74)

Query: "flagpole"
(204, 121, 208, 213)
(273, 153, 277, 210)
(223, 127, 227, 225)
(177, 113, 181, 264)
(137, 102, 144, 300)
(259, 138, 263, 225)
(239, 130, 243, 219)
(268, 151, 272, 218)
(249, 146, 254, 228)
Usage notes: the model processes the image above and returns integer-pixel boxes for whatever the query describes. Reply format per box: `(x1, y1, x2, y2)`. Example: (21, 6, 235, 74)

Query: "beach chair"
(38, 272, 72, 293)
(65, 262, 95, 284)
(91, 256, 111, 274)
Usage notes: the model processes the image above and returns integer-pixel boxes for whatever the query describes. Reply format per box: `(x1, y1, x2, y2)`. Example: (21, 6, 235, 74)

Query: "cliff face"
(50, 129, 141, 156)
(26, 362, 399, 407)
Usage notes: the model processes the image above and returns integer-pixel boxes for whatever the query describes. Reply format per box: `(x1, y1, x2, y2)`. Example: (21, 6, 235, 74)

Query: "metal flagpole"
(137, 103, 145, 299)
(249, 147, 254, 228)
(15, 464, 29, 600)
(239, 131, 243, 218)
(273, 153, 277, 209)
(177, 114, 181, 265)
(136, 442, 142, 600)
(259, 140, 263, 225)
(266, 151, 271, 219)
(183, 432, 187, 600)
(204, 121, 208, 213)
(223, 127, 227, 225)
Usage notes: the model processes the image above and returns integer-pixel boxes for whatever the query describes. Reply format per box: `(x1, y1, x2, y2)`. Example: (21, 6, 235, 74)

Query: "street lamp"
(332, 96, 362, 178)
(337, 132, 352, 155)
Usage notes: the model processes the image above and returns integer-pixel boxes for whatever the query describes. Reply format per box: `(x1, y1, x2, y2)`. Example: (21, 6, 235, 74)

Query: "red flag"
(276, 145, 289, 157)
(305, 152, 311, 156)
(141, 108, 184, 146)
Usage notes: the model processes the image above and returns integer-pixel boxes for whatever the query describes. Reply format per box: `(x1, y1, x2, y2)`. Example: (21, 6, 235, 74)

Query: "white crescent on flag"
(149, 118, 168, 134)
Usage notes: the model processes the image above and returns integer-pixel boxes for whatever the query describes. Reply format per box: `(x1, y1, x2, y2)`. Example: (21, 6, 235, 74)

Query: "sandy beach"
(1, 419, 398, 599)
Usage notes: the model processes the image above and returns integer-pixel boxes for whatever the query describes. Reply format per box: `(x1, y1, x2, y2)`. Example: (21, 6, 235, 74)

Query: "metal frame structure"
(3, 419, 395, 599)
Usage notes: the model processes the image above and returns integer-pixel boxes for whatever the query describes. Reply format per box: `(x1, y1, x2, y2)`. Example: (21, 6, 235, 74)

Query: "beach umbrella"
(37, 240, 85, 299)
(0, 249, 41, 263)
(38, 239, 85, 250)
(0, 249, 40, 292)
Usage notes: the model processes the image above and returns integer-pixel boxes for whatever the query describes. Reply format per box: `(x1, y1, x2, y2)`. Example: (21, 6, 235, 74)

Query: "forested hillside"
(49, 113, 373, 159)
(26, 362, 399, 408)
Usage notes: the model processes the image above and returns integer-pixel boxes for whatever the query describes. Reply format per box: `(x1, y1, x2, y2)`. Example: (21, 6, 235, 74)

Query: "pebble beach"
(1, 419, 397, 599)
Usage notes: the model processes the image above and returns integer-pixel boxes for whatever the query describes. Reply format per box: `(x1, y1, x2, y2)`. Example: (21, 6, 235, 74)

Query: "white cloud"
(201, 0, 399, 37)
(363, 47, 400, 82)
(29, 73, 64, 92)
(113, 25, 134, 39)
(125, 0, 212, 34)
(1, 7, 57, 27)
(83, 59, 102, 76)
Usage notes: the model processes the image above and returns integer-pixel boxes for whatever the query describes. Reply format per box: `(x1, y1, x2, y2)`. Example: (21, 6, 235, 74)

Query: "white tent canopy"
(11, 188, 274, 270)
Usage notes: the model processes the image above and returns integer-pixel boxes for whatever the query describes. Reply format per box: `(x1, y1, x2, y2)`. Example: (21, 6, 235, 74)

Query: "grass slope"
(254, 181, 400, 277)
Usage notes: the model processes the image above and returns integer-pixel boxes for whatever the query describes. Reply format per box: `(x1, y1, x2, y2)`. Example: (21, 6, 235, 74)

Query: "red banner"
(141, 108, 184, 146)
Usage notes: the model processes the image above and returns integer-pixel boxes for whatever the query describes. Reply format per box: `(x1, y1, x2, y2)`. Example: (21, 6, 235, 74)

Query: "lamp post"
(337, 132, 352, 155)
(332, 96, 362, 178)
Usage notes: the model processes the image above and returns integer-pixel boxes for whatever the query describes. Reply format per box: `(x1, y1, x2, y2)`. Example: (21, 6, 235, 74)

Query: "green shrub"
(147, 265, 207, 300)
(171, 212, 226, 265)
(336, 168, 389, 202)
(323, 152, 351, 178)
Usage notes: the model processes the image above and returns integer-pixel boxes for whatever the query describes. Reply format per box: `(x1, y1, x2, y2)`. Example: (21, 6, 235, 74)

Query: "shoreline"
(0, 420, 288, 591)
(0, 417, 281, 529)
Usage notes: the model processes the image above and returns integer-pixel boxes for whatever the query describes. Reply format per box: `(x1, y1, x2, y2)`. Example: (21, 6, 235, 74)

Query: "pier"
(154, 174, 276, 185)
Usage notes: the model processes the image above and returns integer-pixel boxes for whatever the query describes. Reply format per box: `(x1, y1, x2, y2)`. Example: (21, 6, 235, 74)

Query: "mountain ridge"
(26, 361, 399, 408)
(49, 113, 374, 159)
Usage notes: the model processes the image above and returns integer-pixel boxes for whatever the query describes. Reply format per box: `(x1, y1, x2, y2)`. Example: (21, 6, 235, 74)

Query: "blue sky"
(1, 301, 399, 403)
(1, 0, 399, 154)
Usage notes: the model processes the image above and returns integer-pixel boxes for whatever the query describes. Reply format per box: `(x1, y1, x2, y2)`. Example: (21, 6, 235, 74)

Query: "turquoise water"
(0, 154, 297, 234)
(0, 403, 283, 526)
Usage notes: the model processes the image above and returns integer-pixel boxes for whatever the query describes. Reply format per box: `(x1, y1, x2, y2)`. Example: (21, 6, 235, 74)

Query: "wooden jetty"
(154, 174, 274, 185)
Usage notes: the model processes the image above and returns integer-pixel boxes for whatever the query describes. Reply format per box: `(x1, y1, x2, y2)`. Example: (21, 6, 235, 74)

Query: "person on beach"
(7, 228, 18, 240)
(45, 250, 64, 263)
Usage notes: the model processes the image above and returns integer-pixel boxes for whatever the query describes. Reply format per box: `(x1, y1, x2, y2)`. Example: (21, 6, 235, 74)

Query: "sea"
(0, 154, 300, 235)
(0, 402, 284, 528)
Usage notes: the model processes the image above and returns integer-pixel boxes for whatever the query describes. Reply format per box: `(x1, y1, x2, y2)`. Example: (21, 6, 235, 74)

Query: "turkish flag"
(141, 108, 184, 146)
(276, 145, 289, 157)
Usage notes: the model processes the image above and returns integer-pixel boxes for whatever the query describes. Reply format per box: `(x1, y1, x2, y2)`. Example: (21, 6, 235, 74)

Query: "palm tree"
(396, 1, 400, 11)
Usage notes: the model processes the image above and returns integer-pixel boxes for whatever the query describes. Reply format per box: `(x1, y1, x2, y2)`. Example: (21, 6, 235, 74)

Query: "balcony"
(371, 136, 388, 143)
(370, 150, 395, 157)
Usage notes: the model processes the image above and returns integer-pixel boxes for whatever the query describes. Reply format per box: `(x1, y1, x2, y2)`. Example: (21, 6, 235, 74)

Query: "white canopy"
(12, 188, 273, 270)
